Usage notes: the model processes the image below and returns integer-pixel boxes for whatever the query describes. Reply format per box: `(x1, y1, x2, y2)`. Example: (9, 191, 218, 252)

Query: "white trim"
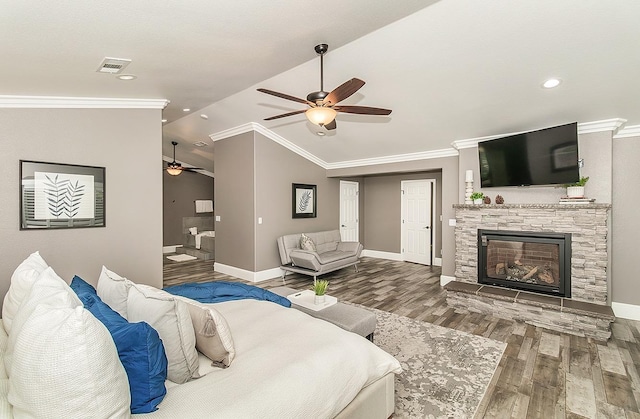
(451, 119, 628, 150)
(325, 148, 458, 170)
(209, 122, 328, 169)
(162, 155, 214, 178)
(440, 275, 455, 287)
(361, 249, 403, 261)
(433, 257, 442, 267)
(163, 245, 183, 254)
(213, 262, 282, 283)
(613, 124, 640, 139)
(612, 302, 640, 321)
(0, 95, 169, 109)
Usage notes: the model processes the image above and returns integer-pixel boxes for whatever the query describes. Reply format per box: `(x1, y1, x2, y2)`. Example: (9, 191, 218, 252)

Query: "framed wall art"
(20, 160, 106, 230)
(292, 183, 317, 219)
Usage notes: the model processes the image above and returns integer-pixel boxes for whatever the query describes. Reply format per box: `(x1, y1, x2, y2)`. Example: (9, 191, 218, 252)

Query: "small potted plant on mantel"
(470, 192, 484, 204)
(565, 176, 589, 198)
(313, 280, 329, 305)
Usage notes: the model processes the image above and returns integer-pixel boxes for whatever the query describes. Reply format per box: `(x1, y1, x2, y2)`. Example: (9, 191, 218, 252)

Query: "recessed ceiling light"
(200, 114, 208, 120)
(116, 74, 137, 81)
(182, 108, 191, 112)
(317, 131, 326, 136)
(542, 78, 561, 88)
(161, 119, 167, 123)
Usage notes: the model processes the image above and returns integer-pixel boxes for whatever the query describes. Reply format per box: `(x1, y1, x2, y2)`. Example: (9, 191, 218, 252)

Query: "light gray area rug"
(370, 307, 506, 418)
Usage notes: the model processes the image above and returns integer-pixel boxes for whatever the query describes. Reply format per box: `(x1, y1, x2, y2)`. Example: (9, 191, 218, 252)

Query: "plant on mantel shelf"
(564, 176, 589, 198)
(470, 192, 484, 204)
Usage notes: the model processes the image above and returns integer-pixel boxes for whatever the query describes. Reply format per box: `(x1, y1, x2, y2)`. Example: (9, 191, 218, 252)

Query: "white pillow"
(174, 296, 236, 367)
(9, 305, 131, 418)
(2, 251, 48, 334)
(97, 266, 132, 318)
(4, 267, 81, 376)
(127, 284, 199, 384)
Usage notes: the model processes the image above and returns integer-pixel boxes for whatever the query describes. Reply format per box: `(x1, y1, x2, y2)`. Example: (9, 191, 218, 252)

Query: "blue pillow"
(71, 276, 168, 413)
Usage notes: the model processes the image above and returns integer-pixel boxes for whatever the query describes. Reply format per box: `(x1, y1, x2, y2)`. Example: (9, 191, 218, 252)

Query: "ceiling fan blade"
(322, 78, 365, 106)
(324, 119, 337, 130)
(257, 88, 313, 106)
(334, 105, 392, 116)
(264, 109, 307, 121)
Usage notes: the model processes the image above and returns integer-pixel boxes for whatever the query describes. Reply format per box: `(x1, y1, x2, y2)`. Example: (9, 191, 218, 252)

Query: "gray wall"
(0, 108, 163, 297)
(611, 135, 640, 306)
(328, 155, 459, 277)
(362, 172, 442, 256)
(254, 133, 340, 271)
(163, 170, 214, 246)
(214, 132, 255, 271)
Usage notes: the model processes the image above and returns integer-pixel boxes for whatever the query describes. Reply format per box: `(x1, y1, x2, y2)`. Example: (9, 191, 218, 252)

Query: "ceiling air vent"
(193, 141, 209, 147)
(96, 57, 132, 74)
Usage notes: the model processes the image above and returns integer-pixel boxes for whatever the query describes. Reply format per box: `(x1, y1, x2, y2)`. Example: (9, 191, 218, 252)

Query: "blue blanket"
(164, 281, 291, 308)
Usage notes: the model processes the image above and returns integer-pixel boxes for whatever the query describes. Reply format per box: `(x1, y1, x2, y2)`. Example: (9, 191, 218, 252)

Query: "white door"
(339, 181, 359, 242)
(401, 180, 433, 265)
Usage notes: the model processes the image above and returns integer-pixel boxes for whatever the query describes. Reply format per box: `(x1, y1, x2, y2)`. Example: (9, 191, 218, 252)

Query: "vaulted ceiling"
(3, 1, 639, 172)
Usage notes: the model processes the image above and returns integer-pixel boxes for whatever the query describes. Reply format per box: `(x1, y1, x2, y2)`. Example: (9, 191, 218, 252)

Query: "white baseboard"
(433, 257, 442, 267)
(163, 245, 183, 254)
(213, 262, 282, 283)
(612, 301, 640, 321)
(440, 275, 455, 287)
(362, 249, 403, 261)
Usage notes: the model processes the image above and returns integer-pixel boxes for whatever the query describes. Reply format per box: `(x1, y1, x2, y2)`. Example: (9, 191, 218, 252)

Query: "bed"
(138, 298, 400, 418)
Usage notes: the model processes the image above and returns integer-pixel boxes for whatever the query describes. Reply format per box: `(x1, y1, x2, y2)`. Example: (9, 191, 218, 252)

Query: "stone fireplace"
(446, 203, 614, 340)
(477, 229, 571, 298)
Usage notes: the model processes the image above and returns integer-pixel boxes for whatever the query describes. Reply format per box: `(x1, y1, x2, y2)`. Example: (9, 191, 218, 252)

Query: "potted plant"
(470, 192, 484, 204)
(313, 280, 329, 305)
(564, 176, 589, 198)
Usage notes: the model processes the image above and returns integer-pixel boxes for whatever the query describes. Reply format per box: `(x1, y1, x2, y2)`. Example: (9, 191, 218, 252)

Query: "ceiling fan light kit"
(166, 141, 203, 176)
(257, 43, 391, 131)
(166, 165, 183, 176)
(305, 106, 337, 126)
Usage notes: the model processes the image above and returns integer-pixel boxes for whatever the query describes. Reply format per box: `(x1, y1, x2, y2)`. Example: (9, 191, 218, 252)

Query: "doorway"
(401, 179, 434, 265)
(339, 180, 359, 242)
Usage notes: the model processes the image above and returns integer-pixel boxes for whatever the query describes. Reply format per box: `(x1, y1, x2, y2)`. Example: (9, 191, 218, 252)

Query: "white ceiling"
(3, 0, 640, 172)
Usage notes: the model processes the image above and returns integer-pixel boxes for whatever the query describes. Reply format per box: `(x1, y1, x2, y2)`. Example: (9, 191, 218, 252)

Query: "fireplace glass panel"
(485, 240, 560, 288)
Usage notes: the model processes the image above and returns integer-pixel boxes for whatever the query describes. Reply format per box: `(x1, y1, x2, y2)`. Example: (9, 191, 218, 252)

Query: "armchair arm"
(289, 249, 322, 271)
(337, 241, 363, 256)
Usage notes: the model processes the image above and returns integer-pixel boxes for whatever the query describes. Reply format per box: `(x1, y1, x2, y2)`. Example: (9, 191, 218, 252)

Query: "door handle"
(424, 226, 430, 229)
(341, 225, 346, 227)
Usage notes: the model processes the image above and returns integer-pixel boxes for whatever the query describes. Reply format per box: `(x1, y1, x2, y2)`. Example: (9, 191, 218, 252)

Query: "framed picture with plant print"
(292, 183, 317, 219)
(20, 160, 106, 230)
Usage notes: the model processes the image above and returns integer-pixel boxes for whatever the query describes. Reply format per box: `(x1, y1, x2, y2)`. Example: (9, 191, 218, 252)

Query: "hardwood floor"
(163, 256, 640, 418)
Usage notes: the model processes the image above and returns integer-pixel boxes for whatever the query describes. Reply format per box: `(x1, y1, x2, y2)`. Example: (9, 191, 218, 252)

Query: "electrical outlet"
(448, 219, 456, 227)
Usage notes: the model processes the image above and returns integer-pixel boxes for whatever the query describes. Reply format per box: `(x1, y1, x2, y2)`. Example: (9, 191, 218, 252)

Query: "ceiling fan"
(257, 44, 392, 131)
(165, 141, 202, 176)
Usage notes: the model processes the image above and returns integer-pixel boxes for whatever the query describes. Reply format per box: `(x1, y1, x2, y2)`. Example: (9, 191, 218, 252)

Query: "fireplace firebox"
(477, 230, 571, 297)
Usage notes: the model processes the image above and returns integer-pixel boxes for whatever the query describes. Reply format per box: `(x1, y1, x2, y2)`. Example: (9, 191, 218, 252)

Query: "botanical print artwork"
(297, 189, 313, 213)
(34, 172, 95, 219)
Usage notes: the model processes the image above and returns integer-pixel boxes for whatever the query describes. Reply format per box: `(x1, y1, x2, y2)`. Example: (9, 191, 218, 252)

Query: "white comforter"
(139, 299, 401, 419)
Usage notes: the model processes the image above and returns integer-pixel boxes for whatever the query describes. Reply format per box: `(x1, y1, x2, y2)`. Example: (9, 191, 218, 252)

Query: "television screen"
(478, 122, 579, 187)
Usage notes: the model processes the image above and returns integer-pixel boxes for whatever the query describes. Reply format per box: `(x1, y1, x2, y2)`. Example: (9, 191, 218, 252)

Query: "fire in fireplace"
(477, 230, 571, 297)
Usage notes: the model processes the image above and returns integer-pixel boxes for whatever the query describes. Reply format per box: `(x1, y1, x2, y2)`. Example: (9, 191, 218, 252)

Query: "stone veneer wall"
(454, 204, 611, 305)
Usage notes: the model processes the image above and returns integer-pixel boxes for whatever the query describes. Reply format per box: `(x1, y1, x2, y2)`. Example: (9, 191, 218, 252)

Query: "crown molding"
(451, 118, 628, 150)
(613, 124, 640, 139)
(209, 122, 329, 169)
(0, 95, 169, 109)
(325, 148, 459, 170)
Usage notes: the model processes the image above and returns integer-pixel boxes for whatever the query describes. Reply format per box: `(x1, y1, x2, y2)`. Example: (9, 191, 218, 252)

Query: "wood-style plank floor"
(163, 256, 640, 419)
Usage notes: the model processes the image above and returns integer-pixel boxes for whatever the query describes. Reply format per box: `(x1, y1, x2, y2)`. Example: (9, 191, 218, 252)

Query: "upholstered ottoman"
(270, 286, 377, 341)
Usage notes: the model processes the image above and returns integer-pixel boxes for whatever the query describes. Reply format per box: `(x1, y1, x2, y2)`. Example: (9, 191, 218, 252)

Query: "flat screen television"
(478, 122, 579, 187)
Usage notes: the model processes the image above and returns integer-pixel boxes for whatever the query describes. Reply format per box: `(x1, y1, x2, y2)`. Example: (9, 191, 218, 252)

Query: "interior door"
(339, 181, 359, 242)
(401, 180, 433, 265)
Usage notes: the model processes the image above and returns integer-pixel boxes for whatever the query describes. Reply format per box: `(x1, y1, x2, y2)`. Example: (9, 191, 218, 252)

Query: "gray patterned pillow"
(300, 233, 317, 252)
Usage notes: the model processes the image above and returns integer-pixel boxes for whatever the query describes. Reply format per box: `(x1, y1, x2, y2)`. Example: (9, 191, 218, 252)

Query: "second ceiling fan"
(257, 44, 392, 131)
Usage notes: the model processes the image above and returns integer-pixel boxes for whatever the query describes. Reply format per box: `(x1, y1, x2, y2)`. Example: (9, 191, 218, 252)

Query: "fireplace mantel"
(453, 203, 611, 210)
